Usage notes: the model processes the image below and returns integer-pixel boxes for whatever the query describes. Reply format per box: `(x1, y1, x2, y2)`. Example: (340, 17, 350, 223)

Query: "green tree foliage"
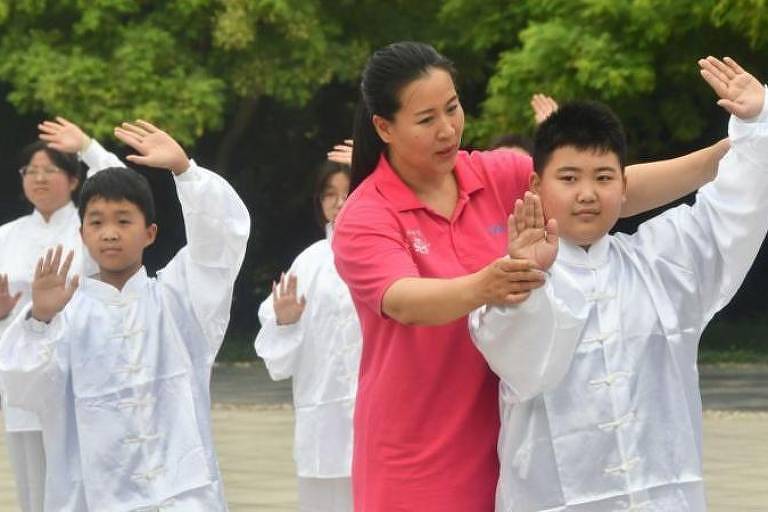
(0, 0, 371, 145)
(453, 0, 768, 156)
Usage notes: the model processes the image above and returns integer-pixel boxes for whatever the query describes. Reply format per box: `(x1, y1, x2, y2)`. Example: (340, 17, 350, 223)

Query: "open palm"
(273, 273, 306, 325)
(699, 56, 765, 119)
(31, 246, 79, 323)
(507, 192, 559, 271)
(114, 120, 190, 174)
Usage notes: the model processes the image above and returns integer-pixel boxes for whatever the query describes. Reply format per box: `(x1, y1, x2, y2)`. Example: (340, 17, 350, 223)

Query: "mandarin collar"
(80, 266, 149, 304)
(31, 202, 78, 229)
(372, 151, 484, 212)
(557, 235, 611, 269)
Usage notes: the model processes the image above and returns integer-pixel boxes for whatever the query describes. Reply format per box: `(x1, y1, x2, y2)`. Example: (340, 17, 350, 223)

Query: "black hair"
(489, 133, 533, 154)
(351, 41, 457, 189)
(533, 101, 627, 175)
(313, 160, 351, 227)
(20, 140, 81, 180)
(78, 167, 156, 225)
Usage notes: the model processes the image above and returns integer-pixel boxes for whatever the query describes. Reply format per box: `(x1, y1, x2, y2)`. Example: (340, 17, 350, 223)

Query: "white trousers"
(6, 431, 46, 512)
(297, 477, 352, 512)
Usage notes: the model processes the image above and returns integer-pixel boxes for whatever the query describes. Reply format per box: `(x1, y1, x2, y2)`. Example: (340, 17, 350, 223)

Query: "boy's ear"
(529, 172, 542, 193)
(144, 223, 158, 248)
(68, 177, 80, 193)
(372, 115, 393, 144)
(621, 169, 628, 202)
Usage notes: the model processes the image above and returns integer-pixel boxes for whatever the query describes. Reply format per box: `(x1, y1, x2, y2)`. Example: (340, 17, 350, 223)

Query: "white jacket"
(470, 91, 768, 511)
(254, 227, 361, 478)
(0, 163, 250, 511)
(0, 139, 117, 432)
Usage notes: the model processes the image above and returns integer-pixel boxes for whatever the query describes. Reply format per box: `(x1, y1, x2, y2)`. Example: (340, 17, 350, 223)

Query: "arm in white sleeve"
(469, 281, 588, 403)
(253, 292, 305, 381)
(0, 305, 67, 412)
(158, 162, 251, 362)
(625, 86, 768, 329)
(79, 138, 126, 177)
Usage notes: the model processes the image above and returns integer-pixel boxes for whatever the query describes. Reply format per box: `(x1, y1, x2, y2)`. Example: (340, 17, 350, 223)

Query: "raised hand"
(327, 139, 353, 166)
(30, 246, 79, 323)
(531, 94, 559, 125)
(0, 273, 22, 320)
(507, 191, 559, 271)
(699, 57, 765, 119)
(272, 273, 306, 325)
(38, 116, 91, 153)
(114, 120, 190, 174)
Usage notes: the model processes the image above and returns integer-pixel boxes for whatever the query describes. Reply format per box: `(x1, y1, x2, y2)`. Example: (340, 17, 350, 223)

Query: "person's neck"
(37, 202, 71, 223)
(98, 263, 143, 291)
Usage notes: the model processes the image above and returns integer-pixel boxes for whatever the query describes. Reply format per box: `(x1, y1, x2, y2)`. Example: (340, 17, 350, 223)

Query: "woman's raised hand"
(273, 273, 306, 325)
(38, 116, 91, 153)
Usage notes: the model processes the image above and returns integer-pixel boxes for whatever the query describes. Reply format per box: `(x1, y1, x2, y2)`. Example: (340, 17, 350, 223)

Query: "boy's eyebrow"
(556, 166, 583, 172)
(414, 95, 459, 116)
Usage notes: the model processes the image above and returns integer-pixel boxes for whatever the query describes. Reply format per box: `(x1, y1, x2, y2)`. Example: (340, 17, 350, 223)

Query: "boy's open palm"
(508, 192, 559, 272)
(114, 120, 190, 175)
(699, 56, 765, 119)
(31, 246, 79, 323)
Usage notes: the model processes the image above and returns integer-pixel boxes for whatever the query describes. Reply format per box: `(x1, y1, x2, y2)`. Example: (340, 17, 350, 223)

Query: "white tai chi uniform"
(0, 163, 250, 511)
(470, 91, 768, 511)
(0, 139, 117, 512)
(255, 225, 361, 512)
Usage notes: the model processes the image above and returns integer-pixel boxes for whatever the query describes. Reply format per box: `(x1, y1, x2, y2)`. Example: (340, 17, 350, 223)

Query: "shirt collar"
(557, 235, 611, 269)
(31, 202, 78, 229)
(372, 151, 484, 213)
(81, 266, 149, 304)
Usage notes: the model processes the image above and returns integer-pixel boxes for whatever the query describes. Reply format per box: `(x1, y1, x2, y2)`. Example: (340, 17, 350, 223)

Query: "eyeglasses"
(321, 191, 349, 203)
(19, 165, 63, 178)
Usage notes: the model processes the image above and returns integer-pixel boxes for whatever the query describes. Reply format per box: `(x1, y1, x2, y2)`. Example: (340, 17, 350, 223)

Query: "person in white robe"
(0, 120, 250, 511)
(255, 156, 360, 512)
(470, 57, 768, 511)
(0, 118, 120, 512)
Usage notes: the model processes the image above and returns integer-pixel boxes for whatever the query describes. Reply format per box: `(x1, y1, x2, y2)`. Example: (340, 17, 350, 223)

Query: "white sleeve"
(157, 162, 251, 363)
(469, 280, 588, 403)
(0, 305, 67, 412)
(253, 290, 305, 381)
(622, 86, 768, 330)
(79, 139, 125, 177)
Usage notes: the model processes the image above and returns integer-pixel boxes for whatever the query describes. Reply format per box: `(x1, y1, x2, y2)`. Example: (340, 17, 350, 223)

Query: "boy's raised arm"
(627, 57, 768, 328)
(471, 193, 585, 402)
(115, 121, 251, 361)
(0, 246, 76, 411)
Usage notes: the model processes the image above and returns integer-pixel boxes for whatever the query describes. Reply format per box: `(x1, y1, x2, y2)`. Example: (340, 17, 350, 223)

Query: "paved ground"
(1, 363, 766, 511)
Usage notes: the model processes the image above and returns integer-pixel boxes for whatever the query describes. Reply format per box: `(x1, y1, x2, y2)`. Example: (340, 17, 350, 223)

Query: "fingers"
(707, 55, 737, 80)
(134, 119, 159, 134)
(50, 245, 63, 276)
(0, 273, 7, 294)
(114, 127, 144, 151)
(723, 56, 746, 75)
(513, 198, 525, 236)
(65, 274, 80, 301)
(119, 121, 152, 138)
(59, 250, 75, 280)
(532, 193, 544, 229)
(286, 274, 298, 297)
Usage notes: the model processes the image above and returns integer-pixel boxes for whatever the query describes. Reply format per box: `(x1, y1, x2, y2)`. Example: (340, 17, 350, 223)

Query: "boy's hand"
(699, 56, 765, 119)
(30, 246, 79, 323)
(0, 273, 22, 320)
(272, 273, 306, 325)
(327, 139, 353, 166)
(38, 117, 91, 153)
(114, 120, 190, 175)
(508, 192, 559, 272)
(531, 94, 559, 125)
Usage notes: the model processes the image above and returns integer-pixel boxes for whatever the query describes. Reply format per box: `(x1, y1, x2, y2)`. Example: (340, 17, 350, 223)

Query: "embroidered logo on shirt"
(406, 229, 430, 255)
(487, 223, 506, 236)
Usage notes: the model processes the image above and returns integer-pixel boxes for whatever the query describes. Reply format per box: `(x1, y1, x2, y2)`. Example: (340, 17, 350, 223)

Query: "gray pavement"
(216, 361, 768, 410)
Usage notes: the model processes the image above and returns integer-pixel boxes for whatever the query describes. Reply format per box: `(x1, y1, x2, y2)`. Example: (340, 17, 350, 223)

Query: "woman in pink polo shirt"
(332, 42, 728, 512)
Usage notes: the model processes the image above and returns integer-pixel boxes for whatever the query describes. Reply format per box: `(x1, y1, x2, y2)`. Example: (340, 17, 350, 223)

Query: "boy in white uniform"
(0, 120, 250, 511)
(470, 57, 768, 511)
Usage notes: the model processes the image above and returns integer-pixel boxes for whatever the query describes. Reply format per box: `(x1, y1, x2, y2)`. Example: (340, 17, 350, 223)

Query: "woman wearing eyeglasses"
(0, 118, 121, 512)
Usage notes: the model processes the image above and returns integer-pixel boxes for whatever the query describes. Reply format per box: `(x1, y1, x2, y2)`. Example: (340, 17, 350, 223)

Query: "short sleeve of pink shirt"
(331, 149, 531, 512)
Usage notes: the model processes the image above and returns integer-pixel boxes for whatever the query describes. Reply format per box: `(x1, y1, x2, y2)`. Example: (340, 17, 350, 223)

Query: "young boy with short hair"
(0, 121, 250, 511)
(470, 57, 768, 511)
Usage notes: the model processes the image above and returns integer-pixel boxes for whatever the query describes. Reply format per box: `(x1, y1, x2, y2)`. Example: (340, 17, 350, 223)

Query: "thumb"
(126, 154, 152, 166)
(716, 99, 739, 115)
(11, 292, 22, 306)
(546, 218, 559, 244)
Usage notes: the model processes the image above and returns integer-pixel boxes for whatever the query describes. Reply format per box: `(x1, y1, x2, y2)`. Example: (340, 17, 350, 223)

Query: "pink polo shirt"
(332, 149, 531, 512)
